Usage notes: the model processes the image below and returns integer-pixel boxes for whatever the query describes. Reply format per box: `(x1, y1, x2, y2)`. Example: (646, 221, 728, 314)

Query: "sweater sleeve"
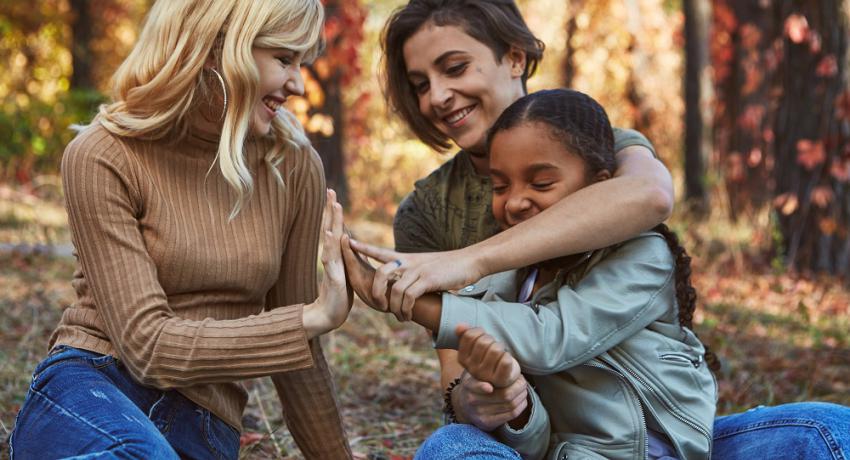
(61, 130, 313, 389)
(434, 234, 675, 375)
(265, 148, 352, 458)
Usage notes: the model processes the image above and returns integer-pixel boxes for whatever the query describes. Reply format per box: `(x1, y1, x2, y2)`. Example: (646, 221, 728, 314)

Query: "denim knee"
(9, 347, 179, 460)
(712, 402, 850, 460)
(416, 424, 520, 460)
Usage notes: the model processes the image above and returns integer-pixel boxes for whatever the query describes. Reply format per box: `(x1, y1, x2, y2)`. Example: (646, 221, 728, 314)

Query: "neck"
(468, 151, 489, 175)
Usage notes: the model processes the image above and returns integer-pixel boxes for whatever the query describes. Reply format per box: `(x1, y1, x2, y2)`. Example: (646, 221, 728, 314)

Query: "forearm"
(411, 292, 443, 331)
(115, 305, 315, 388)
(472, 146, 672, 275)
(302, 302, 336, 340)
(437, 349, 465, 389)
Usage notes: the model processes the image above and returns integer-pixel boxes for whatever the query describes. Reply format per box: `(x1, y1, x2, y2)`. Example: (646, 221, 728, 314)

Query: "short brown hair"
(381, 0, 545, 151)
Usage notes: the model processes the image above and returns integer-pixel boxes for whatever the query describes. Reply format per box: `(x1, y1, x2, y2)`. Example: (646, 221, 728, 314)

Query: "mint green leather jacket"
(434, 232, 717, 460)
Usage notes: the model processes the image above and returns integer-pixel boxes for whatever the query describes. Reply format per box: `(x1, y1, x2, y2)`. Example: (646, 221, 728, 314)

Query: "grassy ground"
(1, 188, 848, 459)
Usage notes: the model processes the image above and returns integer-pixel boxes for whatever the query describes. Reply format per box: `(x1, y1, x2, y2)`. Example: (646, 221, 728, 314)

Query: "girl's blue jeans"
(8, 346, 240, 460)
(416, 403, 850, 459)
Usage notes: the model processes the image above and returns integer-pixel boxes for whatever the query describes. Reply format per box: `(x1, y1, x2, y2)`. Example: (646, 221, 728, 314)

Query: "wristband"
(442, 377, 462, 424)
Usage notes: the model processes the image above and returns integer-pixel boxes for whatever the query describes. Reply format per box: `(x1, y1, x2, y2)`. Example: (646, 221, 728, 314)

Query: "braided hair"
(652, 223, 720, 371)
(487, 89, 719, 371)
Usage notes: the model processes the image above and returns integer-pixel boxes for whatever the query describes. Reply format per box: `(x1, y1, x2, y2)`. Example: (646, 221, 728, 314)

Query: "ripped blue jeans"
(9, 346, 240, 460)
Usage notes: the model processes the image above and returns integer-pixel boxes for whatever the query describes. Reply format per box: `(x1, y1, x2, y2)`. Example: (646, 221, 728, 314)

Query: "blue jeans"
(416, 403, 850, 459)
(9, 346, 240, 460)
(416, 424, 521, 459)
(712, 402, 850, 459)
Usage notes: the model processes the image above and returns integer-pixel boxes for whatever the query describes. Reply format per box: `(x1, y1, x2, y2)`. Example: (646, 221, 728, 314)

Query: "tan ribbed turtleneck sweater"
(51, 122, 351, 458)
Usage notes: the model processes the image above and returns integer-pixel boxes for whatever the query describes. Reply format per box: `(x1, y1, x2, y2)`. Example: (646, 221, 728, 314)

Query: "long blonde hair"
(96, 0, 324, 217)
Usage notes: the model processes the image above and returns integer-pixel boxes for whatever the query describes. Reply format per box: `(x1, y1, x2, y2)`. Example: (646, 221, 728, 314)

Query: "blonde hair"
(96, 0, 324, 217)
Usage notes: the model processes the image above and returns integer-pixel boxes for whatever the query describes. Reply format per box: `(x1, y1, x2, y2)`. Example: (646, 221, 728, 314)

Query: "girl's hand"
(455, 324, 521, 389)
(453, 324, 530, 430)
(347, 240, 485, 321)
(340, 234, 387, 313)
(303, 190, 351, 338)
(452, 371, 528, 431)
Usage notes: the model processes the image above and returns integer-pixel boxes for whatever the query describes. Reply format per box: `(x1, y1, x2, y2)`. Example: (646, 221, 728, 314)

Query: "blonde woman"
(9, 1, 353, 458)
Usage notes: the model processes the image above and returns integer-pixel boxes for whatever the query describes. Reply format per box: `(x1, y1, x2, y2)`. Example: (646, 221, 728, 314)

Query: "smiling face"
(490, 121, 606, 230)
(402, 23, 526, 156)
(250, 46, 305, 136)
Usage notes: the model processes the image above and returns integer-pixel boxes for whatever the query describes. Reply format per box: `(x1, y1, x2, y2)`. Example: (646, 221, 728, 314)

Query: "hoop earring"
(209, 67, 227, 121)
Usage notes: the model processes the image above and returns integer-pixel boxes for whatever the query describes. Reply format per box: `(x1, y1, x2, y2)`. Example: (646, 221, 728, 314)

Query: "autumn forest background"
(1, 0, 849, 458)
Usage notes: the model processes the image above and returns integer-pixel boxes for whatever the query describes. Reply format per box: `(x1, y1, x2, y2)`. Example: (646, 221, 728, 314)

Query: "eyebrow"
(489, 169, 508, 179)
(525, 163, 560, 174)
(407, 50, 467, 78)
(434, 50, 466, 66)
(489, 163, 560, 178)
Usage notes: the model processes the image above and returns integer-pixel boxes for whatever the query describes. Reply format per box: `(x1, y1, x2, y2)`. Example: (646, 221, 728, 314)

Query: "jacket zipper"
(582, 360, 649, 460)
(658, 352, 703, 368)
(599, 355, 712, 443)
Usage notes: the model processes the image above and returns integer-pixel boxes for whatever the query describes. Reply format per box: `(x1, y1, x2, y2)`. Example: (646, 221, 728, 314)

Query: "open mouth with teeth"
(444, 105, 475, 126)
(262, 97, 283, 114)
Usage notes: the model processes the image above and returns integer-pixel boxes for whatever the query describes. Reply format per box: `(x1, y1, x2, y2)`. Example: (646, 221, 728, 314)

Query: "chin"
(250, 120, 272, 136)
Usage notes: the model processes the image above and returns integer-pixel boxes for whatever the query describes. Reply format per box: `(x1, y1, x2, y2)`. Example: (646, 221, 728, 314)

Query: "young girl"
(9, 1, 353, 458)
(345, 89, 717, 459)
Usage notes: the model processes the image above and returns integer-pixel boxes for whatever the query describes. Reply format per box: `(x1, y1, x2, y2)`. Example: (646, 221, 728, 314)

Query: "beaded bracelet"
(442, 377, 462, 424)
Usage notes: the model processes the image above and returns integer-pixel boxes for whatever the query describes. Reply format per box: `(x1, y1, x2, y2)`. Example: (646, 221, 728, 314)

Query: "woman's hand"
(452, 324, 530, 431)
(348, 240, 485, 321)
(303, 189, 351, 339)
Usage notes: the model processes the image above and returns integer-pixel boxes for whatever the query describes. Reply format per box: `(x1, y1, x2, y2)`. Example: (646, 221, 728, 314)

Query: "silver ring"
(393, 259, 402, 268)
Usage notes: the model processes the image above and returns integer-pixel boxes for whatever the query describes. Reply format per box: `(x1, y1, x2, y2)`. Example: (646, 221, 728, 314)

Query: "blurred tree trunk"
(772, 0, 849, 274)
(302, 0, 365, 208)
(683, 0, 712, 212)
(712, 0, 850, 274)
(308, 64, 350, 208)
(70, 0, 95, 90)
(623, 0, 652, 135)
(562, 0, 585, 88)
(712, 0, 779, 221)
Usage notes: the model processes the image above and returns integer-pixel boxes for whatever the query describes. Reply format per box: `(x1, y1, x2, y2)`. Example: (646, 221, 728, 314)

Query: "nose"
(429, 78, 453, 111)
(284, 67, 305, 97)
(505, 192, 532, 219)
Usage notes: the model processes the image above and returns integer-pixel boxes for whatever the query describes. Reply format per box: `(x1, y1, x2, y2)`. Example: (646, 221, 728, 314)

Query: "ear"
(506, 46, 527, 78)
(594, 169, 612, 182)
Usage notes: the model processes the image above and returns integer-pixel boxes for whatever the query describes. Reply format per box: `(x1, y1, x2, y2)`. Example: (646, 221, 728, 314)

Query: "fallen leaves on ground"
(1, 216, 848, 459)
